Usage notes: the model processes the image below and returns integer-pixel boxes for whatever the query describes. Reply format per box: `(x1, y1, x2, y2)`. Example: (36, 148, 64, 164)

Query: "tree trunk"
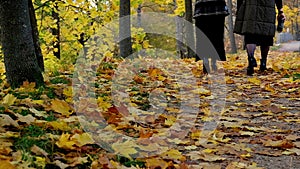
(185, 0, 195, 58)
(176, 16, 186, 58)
(119, 0, 133, 58)
(294, 0, 300, 40)
(0, 0, 44, 88)
(174, 0, 185, 58)
(227, 0, 237, 53)
(52, 2, 61, 59)
(28, 0, 44, 71)
(137, 4, 142, 27)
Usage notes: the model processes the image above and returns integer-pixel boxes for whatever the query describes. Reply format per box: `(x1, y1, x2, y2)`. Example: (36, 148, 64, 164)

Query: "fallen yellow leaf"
(248, 77, 261, 85)
(56, 133, 76, 149)
(2, 94, 16, 107)
(145, 158, 170, 169)
(161, 149, 185, 161)
(0, 160, 15, 169)
(71, 133, 95, 147)
(47, 121, 71, 131)
(51, 99, 74, 117)
(112, 140, 138, 159)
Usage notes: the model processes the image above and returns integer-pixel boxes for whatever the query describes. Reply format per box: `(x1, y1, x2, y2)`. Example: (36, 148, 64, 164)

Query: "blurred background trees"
(0, 0, 299, 86)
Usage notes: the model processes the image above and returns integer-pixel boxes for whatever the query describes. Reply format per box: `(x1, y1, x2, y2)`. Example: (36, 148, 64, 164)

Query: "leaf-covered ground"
(0, 50, 299, 169)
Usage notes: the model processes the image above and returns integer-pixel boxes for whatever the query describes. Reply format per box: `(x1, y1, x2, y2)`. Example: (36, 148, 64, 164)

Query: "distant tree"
(0, 0, 44, 87)
(119, 0, 133, 58)
(29, 0, 44, 71)
(184, 0, 195, 58)
(51, 1, 61, 59)
(227, 0, 237, 53)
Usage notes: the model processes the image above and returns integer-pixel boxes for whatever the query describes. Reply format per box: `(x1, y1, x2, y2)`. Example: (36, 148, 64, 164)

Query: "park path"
(278, 40, 300, 52)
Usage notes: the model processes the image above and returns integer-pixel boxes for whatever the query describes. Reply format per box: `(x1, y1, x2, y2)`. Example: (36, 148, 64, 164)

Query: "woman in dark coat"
(234, 0, 285, 75)
(194, 0, 229, 74)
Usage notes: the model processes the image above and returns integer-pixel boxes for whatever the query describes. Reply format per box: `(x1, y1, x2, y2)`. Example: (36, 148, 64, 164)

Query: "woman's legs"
(260, 45, 270, 71)
(246, 44, 257, 75)
(195, 15, 226, 74)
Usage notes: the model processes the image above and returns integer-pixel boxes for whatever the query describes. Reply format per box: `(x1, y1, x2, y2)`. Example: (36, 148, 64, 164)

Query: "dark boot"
(260, 46, 269, 72)
(249, 55, 257, 67)
(247, 66, 254, 76)
(259, 58, 267, 71)
(247, 55, 257, 76)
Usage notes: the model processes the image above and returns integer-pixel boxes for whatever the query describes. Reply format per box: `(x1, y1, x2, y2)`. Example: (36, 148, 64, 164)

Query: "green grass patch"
(50, 77, 70, 84)
(45, 87, 56, 99)
(44, 111, 57, 122)
(116, 155, 145, 168)
(292, 73, 300, 81)
(15, 125, 52, 153)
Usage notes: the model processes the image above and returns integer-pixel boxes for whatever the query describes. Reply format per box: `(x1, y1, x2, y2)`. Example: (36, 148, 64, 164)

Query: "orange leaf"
(0, 160, 15, 169)
(146, 158, 170, 169)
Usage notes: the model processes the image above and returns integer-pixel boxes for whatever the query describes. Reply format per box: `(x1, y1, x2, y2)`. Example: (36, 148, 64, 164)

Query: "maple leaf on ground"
(35, 156, 47, 168)
(30, 145, 48, 157)
(71, 133, 95, 147)
(1, 94, 16, 107)
(56, 133, 76, 149)
(226, 162, 263, 169)
(0, 160, 15, 169)
(15, 113, 35, 125)
(0, 138, 13, 156)
(0, 114, 19, 128)
(50, 99, 74, 117)
(47, 121, 71, 131)
(262, 139, 294, 149)
(145, 158, 170, 169)
(111, 140, 138, 159)
(161, 149, 186, 161)
(283, 148, 300, 155)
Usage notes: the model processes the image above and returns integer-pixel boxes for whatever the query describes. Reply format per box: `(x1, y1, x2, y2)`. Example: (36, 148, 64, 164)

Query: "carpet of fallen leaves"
(0, 50, 299, 169)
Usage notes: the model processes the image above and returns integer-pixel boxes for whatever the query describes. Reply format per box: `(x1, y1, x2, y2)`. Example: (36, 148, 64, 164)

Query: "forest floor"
(0, 47, 299, 169)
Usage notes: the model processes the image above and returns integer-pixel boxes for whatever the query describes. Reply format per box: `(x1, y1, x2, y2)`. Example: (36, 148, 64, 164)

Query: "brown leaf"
(294, 142, 300, 148)
(262, 139, 294, 149)
(0, 139, 13, 156)
(133, 75, 144, 84)
(15, 113, 35, 124)
(0, 114, 19, 128)
(31, 145, 49, 157)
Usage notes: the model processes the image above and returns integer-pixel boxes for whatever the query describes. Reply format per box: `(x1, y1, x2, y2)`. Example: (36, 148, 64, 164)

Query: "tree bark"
(52, 2, 61, 59)
(0, 0, 44, 88)
(185, 0, 195, 58)
(176, 16, 186, 58)
(137, 4, 142, 27)
(28, 0, 44, 71)
(174, 0, 185, 58)
(227, 0, 237, 53)
(119, 0, 133, 58)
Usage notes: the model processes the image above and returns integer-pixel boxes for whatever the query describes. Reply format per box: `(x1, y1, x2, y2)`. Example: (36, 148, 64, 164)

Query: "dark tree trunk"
(52, 2, 60, 59)
(176, 16, 185, 58)
(185, 0, 195, 58)
(227, 0, 237, 53)
(137, 4, 142, 27)
(0, 0, 44, 88)
(119, 0, 133, 58)
(28, 0, 44, 71)
(174, 0, 185, 58)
